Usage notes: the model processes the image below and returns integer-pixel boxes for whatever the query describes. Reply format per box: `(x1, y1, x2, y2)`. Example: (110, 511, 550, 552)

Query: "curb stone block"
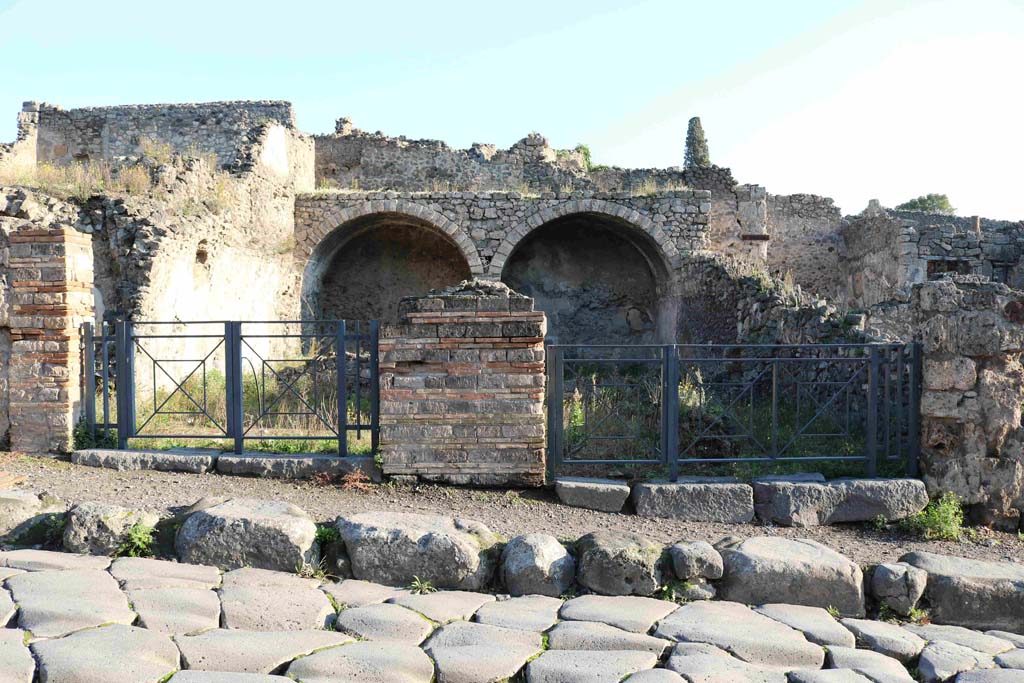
(631, 479, 754, 522)
(554, 477, 630, 513)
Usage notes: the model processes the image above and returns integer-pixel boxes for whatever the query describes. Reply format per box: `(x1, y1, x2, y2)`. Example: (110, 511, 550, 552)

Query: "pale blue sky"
(2, 0, 1022, 217)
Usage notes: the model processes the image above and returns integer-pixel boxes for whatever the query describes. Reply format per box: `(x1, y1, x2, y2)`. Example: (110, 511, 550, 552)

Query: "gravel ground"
(3, 453, 1022, 566)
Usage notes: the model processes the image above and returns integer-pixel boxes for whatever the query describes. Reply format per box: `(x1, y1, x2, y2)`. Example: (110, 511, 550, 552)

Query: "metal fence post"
(907, 342, 922, 477)
(369, 320, 380, 454)
(225, 322, 244, 455)
(865, 345, 881, 477)
(547, 346, 564, 474)
(663, 345, 680, 482)
(114, 321, 133, 449)
(337, 320, 348, 457)
(83, 322, 95, 441)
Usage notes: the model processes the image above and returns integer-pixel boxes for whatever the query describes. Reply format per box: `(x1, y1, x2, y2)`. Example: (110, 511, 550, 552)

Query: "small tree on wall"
(895, 194, 956, 215)
(685, 117, 711, 168)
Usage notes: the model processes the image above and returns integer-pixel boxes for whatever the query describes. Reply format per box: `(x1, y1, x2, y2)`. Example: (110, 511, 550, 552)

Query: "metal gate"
(81, 320, 379, 455)
(546, 343, 921, 479)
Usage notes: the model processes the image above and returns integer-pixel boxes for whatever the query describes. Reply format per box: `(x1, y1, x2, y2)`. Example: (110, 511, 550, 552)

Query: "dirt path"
(3, 453, 1022, 566)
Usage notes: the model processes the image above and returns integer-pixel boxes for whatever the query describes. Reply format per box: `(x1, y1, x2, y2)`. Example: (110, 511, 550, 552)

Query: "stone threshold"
(70, 448, 380, 481)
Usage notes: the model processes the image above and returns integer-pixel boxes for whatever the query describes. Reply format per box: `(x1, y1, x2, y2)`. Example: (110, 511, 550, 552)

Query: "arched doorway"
(303, 212, 473, 322)
(500, 212, 674, 344)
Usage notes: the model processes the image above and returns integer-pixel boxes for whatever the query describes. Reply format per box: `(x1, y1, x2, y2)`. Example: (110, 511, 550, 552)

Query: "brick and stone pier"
(378, 280, 546, 486)
(8, 225, 94, 453)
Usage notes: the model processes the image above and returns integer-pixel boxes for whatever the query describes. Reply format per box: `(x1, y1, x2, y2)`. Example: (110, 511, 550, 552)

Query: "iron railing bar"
(775, 365, 867, 459)
(132, 339, 227, 436)
(677, 365, 772, 458)
(239, 337, 338, 437)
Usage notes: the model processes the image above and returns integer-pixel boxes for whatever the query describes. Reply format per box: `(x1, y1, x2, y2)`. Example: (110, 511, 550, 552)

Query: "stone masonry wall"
(8, 224, 93, 453)
(765, 193, 844, 299)
(314, 118, 737, 197)
(841, 208, 1024, 309)
(294, 190, 710, 282)
(866, 275, 1024, 530)
(378, 281, 546, 486)
(30, 100, 296, 168)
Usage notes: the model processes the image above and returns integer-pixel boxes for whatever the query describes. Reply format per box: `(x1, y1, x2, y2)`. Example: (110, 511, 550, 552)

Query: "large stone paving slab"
(718, 537, 865, 616)
(6, 569, 135, 638)
(286, 641, 435, 683)
(0, 629, 34, 683)
(389, 590, 495, 622)
(754, 603, 856, 648)
(423, 620, 543, 682)
(526, 650, 658, 683)
(0, 586, 16, 626)
(322, 579, 409, 608)
(653, 601, 825, 669)
(0, 548, 111, 571)
(168, 673, 293, 682)
(787, 671, 873, 683)
(31, 624, 179, 683)
(547, 620, 671, 654)
(900, 551, 1024, 632)
(335, 603, 434, 644)
(825, 647, 914, 682)
(987, 632, 1024, 649)
(175, 629, 353, 673)
(111, 556, 222, 590)
(219, 567, 335, 630)
(559, 594, 677, 633)
(902, 623, 1016, 655)
(129, 587, 221, 635)
(995, 649, 1024, 669)
(917, 641, 996, 683)
(956, 671, 1024, 682)
(664, 642, 787, 683)
(840, 618, 926, 663)
(474, 594, 562, 632)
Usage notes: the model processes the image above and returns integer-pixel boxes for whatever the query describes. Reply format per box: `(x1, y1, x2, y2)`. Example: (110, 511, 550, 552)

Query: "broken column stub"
(378, 280, 546, 486)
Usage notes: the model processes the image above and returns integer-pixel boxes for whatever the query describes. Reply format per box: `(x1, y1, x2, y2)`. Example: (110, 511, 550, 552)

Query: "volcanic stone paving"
(1, 550, 1023, 683)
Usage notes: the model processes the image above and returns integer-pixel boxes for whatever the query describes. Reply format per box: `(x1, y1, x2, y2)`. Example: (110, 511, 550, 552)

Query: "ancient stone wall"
(765, 193, 844, 299)
(378, 281, 546, 486)
(314, 118, 737, 197)
(865, 275, 1024, 530)
(704, 185, 770, 267)
(841, 208, 1024, 309)
(29, 100, 295, 167)
(0, 105, 38, 168)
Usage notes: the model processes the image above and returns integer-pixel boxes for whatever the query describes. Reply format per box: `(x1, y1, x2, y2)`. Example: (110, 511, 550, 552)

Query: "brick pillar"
(379, 281, 547, 486)
(8, 226, 94, 453)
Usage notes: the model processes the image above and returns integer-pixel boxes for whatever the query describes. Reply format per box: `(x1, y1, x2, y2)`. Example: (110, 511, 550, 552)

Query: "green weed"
(409, 576, 437, 595)
(116, 523, 156, 558)
(899, 492, 965, 541)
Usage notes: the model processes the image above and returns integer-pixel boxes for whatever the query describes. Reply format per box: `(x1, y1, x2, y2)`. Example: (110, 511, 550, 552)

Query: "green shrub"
(116, 523, 156, 557)
(72, 417, 117, 450)
(899, 492, 964, 541)
(315, 524, 340, 546)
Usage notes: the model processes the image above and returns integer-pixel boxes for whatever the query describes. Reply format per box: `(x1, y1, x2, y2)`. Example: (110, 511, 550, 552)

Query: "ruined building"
(1, 100, 1023, 527)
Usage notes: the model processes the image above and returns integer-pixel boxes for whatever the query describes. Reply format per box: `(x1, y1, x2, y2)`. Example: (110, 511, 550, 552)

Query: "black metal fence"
(81, 320, 379, 455)
(547, 343, 921, 478)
